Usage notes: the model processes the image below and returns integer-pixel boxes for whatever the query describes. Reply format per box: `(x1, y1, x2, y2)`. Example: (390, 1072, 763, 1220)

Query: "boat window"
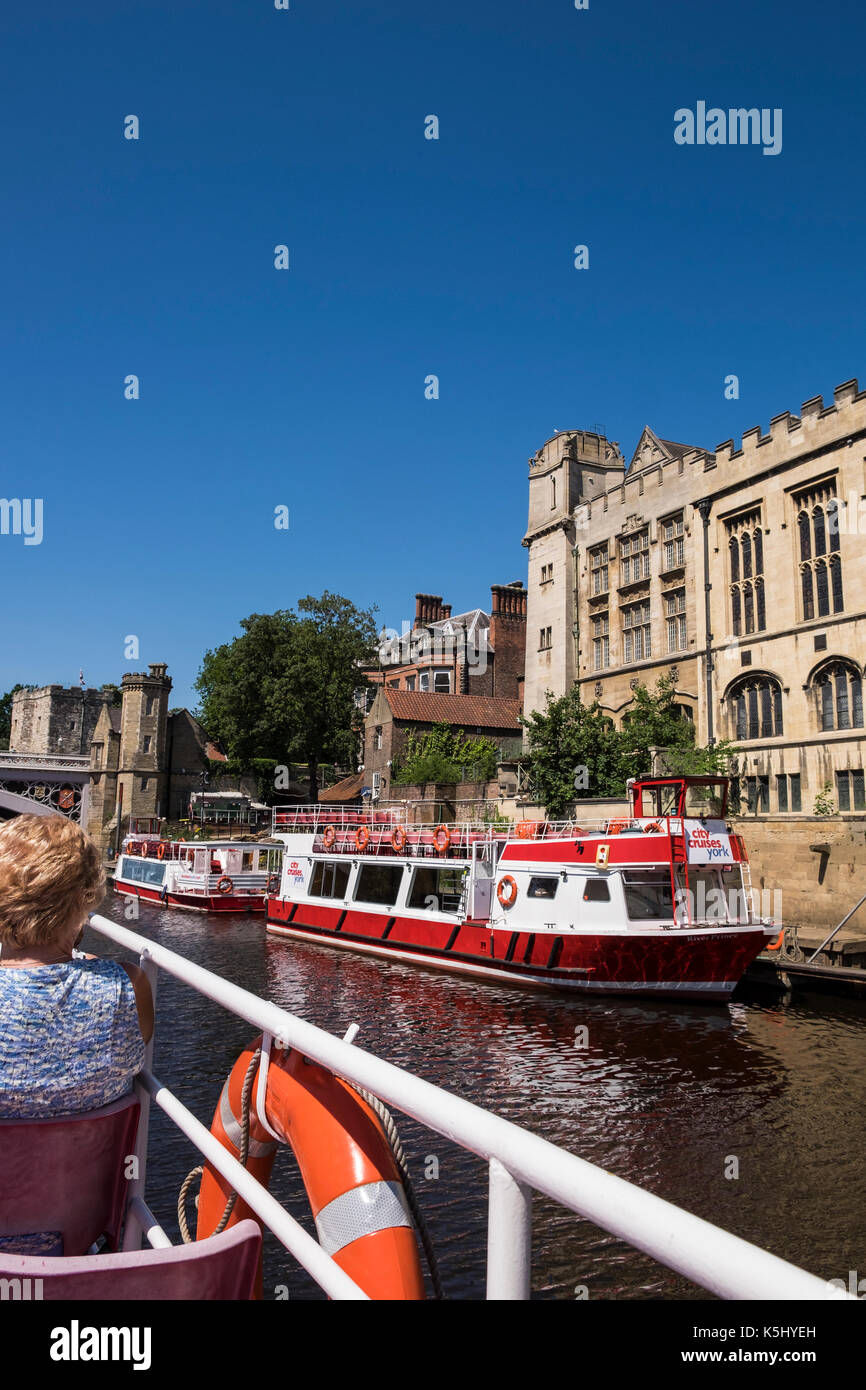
(527, 876, 558, 899)
(623, 871, 674, 920)
(583, 879, 610, 902)
(355, 863, 403, 908)
(118, 858, 166, 888)
(242, 851, 253, 871)
(309, 860, 352, 899)
(407, 865, 465, 914)
(684, 783, 726, 818)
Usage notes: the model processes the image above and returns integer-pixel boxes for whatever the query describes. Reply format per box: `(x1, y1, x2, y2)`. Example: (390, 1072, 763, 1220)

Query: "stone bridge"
(0, 752, 91, 823)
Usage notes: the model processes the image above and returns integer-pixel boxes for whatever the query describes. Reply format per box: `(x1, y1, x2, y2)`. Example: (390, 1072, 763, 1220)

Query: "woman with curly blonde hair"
(0, 813, 152, 1122)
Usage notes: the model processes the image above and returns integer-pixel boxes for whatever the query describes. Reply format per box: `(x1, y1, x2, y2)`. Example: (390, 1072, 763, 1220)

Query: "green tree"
(195, 592, 377, 803)
(520, 687, 623, 817)
(522, 678, 735, 818)
(0, 684, 27, 750)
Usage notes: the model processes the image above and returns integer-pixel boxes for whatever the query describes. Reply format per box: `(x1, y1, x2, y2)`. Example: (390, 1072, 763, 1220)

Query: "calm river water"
(85, 897, 866, 1300)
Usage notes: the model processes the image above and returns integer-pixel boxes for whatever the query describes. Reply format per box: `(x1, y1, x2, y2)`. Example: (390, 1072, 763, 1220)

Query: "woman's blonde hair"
(0, 814, 105, 949)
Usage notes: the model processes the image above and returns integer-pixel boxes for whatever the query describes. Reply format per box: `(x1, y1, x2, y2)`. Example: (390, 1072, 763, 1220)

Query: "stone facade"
(10, 686, 112, 757)
(522, 378, 866, 816)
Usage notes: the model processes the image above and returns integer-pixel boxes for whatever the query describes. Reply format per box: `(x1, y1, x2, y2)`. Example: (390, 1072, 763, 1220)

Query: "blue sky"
(1, 0, 864, 710)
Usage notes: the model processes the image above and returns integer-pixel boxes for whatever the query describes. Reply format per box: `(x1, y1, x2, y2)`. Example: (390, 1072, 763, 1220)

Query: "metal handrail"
(87, 912, 850, 1301)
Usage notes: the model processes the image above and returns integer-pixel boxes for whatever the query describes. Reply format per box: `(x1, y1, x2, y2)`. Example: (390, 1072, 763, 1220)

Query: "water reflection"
(84, 898, 866, 1300)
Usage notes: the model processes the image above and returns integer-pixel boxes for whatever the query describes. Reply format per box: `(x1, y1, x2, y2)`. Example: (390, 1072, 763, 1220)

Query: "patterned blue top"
(0, 956, 145, 1255)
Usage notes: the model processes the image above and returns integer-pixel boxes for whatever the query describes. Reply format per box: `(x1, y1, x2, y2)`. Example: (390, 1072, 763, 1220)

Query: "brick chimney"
(488, 582, 526, 698)
(414, 594, 445, 625)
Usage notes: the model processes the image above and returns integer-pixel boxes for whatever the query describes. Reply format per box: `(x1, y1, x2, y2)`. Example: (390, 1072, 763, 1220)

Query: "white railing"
(87, 912, 852, 1302)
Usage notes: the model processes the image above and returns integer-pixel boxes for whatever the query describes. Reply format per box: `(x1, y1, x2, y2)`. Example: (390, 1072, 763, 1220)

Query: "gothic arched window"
(728, 675, 784, 740)
(814, 662, 864, 732)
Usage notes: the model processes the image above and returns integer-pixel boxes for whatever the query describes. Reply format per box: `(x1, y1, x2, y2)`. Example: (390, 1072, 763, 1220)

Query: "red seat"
(0, 1220, 262, 1300)
(0, 1095, 140, 1256)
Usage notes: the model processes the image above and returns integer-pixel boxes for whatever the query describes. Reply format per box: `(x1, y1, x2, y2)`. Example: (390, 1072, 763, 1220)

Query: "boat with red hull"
(114, 836, 281, 913)
(267, 777, 777, 1002)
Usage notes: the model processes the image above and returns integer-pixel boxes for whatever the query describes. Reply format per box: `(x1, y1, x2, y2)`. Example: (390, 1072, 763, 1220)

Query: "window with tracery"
(795, 481, 843, 620)
(728, 675, 783, 740)
(727, 510, 765, 636)
(813, 661, 864, 732)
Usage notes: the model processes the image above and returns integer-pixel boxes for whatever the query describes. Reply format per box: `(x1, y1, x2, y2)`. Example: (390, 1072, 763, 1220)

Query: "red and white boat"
(114, 833, 281, 913)
(266, 777, 777, 1001)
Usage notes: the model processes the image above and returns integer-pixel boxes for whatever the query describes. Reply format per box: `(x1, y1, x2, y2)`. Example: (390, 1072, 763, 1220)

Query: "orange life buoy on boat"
(157, 842, 167, 860)
(433, 826, 451, 853)
(497, 875, 518, 907)
(355, 826, 370, 852)
(606, 819, 627, 836)
(765, 929, 785, 952)
(391, 826, 407, 852)
(515, 821, 537, 839)
(196, 1038, 426, 1300)
(643, 820, 664, 835)
(322, 824, 336, 849)
(217, 876, 233, 895)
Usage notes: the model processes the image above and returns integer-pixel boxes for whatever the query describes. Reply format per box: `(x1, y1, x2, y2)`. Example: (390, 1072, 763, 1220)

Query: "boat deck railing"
(88, 912, 848, 1301)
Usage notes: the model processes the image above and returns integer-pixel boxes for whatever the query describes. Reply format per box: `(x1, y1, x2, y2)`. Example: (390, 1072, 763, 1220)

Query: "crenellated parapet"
(713, 378, 864, 471)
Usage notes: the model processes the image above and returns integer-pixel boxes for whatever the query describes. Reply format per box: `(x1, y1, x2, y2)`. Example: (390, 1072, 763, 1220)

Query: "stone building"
(9, 686, 112, 757)
(11, 665, 236, 848)
(522, 377, 866, 814)
(368, 584, 526, 702)
(362, 689, 522, 802)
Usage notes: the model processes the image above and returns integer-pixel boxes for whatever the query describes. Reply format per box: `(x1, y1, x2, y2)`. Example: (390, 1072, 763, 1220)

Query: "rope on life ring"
(217, 875, 233, 895)
(765, 928, 785, 952)
(322, 825, 336, 849)
(355, 826, 370, 852)
(433, 826, 451, 853)
(193, 1038, 430, 1300)
(497, 875, 518, 908)
(266, 873, 279, 895)
(391, 826, 407, 852)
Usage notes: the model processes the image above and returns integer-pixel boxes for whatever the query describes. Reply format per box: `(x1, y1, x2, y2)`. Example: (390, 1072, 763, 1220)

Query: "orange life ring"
(497, 875, 518, 907)
(196, 1038, 426, 1300)
(355, 826, 370, 852)
(157, 842, 167, 860)
(643, 820, 664, 835)
(141, 841, 150, 856)
(322, 825, 336, 849)
(217, 875, 233, 895)
(433, 826, 451, 852)
(391, 826, 407, 852)
(515, 821, 537, 839)
(765, 929, 785, 952)
(606, 820, 627, 836)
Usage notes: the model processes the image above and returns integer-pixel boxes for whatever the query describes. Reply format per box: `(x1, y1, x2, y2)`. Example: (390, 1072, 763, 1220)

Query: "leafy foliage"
(0, 684, 28, 751)
(521, 678, 737, 818)
(195, 592, 377, 801)
(392, 723, 499, 785)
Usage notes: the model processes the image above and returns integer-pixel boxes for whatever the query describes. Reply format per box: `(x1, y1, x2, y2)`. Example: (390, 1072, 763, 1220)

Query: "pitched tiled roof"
(658, 437, 702, 460)
(319, 772, 365, 802)
(383, 690, 522, 729)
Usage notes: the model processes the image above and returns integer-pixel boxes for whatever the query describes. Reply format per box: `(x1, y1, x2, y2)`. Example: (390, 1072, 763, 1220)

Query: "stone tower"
(117, 663, 173, 824)
(522, 430, 625, 716)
